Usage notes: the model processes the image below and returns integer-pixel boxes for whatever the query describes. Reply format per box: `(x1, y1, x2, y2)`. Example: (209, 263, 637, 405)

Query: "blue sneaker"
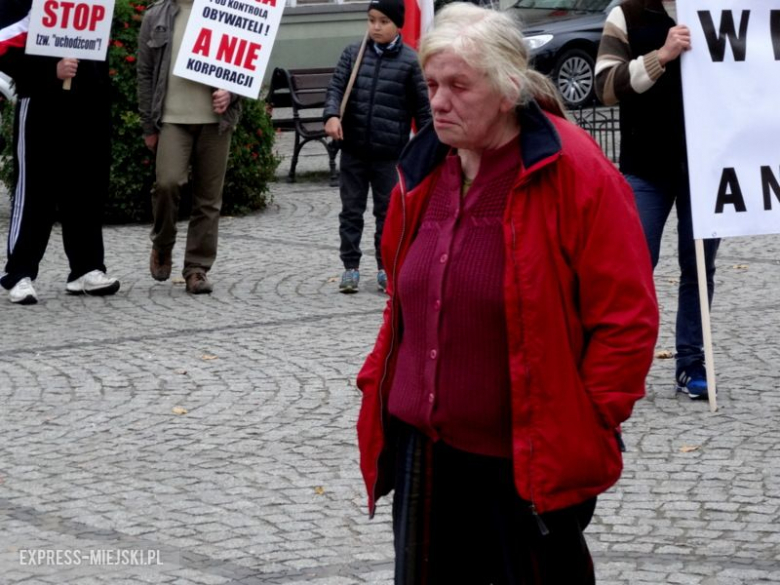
(676, 363, 708, 399)
(339, 269, 359, 294)
(377, 269, 388, 293)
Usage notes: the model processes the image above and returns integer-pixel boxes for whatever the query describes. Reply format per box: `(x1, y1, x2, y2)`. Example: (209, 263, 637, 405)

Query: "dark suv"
(509, 0, 615, 108)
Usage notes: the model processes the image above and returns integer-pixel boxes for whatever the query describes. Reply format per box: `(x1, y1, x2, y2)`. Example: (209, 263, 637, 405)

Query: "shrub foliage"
(1, 0, 279, 223)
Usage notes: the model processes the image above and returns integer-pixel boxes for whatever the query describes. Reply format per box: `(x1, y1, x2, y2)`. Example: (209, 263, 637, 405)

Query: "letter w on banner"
(0, 0, 31, 57)
(404, 0, 433, 50)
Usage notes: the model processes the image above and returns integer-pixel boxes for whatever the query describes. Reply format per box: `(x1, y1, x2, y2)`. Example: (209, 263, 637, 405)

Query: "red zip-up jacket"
(356, 102, 659, 516)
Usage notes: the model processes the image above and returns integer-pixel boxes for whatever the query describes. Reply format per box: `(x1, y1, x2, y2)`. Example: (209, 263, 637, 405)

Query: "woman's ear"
(500, 77, 522, 113)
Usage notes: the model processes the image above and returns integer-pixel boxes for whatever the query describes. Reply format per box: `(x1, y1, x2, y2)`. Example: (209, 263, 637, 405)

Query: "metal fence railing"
(569, 105, 620, 164)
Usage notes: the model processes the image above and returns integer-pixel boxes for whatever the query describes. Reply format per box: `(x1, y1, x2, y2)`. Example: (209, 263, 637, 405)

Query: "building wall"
(263, 3, 369, 89)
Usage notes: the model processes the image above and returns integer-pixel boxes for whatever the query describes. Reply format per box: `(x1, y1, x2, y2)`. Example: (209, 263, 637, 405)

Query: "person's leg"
(624, 174, 675, 269)
(60, 95, 111, 282)
(426, 443, 501, 585)
(338, 150, 370, 270)
(482, 450, 596, 585)
(1, 97, 57, 294)
(150, 123, 194, 275)
(674, 179, 721, 381)
(369, 159, 398, 271)
(184, 124, 231, 279)
(392, 422, 432, 585)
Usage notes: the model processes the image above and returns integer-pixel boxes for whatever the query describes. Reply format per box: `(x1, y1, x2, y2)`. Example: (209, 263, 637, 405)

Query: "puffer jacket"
(137, 0, 241, 136)
(323, 36, 431, 160)
(356, 102, 659, 517)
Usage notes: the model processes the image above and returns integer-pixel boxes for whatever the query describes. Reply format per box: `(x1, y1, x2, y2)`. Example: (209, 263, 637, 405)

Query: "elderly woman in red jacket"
(355, 3, 659, 584)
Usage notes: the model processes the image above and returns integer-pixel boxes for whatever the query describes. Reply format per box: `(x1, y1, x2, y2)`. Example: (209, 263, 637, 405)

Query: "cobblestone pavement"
(1, 133, 780, 585)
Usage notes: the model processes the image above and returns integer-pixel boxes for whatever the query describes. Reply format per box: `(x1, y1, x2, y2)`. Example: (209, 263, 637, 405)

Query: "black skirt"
(392, 420, 597, 585)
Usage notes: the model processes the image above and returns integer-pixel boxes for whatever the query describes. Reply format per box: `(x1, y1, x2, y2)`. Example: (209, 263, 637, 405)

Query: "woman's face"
(424, 50, 516, 151)
(368, 10, 399, 45)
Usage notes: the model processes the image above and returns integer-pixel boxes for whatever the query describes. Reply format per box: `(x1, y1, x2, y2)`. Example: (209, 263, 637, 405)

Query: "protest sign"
(25, 0, 114, 61)
(173, 0, 284, 99)
(680, 0, 780, 239)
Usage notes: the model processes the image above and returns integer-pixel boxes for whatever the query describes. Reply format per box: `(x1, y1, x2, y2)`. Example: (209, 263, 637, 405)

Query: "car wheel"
(553, 48, 595, 109)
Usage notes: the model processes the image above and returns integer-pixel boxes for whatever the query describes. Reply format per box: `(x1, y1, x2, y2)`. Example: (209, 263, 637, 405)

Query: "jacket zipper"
(370, 168, 408, 513)
(510, 209, 549, 537)
(528, 441, 549, 536)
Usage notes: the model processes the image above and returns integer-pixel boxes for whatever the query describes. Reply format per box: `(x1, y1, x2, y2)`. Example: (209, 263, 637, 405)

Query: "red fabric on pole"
(0, 1, 30, 58)
(403, 0, 423, 50)
(0, 32, 27, 57)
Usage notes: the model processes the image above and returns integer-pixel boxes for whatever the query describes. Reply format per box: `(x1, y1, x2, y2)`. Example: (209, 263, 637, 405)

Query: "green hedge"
(0, 0, 279, 223)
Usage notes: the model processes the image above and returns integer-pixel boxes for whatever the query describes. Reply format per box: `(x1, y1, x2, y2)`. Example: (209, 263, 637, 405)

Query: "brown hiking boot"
(150, 248, 172, 281)
(185, 272, 213, 294)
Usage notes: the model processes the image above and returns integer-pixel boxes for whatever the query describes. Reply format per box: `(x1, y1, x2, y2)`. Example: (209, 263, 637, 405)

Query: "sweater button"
(428, 393, 434, 403)
(434, 299, 441, 311)
(439, 253, 448, 264)
(429, 349, 437, 359)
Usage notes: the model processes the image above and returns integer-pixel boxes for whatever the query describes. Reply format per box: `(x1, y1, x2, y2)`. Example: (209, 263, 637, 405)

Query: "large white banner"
(680, 0, 780, 239)
(25, 0, 115, 61)
(173, 0, 284, 99)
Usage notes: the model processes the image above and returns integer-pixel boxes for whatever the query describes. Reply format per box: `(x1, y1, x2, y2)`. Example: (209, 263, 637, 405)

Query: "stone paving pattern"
(1, 132, 779, 584)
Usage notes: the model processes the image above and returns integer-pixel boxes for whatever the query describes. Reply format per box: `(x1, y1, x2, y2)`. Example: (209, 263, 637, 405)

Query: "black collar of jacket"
(397, 99, 562, 193)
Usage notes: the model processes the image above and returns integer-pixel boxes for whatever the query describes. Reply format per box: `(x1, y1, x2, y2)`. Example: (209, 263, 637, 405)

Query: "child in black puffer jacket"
(323, 0, 431, 294)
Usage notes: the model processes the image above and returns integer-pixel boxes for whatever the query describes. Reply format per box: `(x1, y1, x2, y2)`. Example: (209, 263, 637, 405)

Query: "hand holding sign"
(26, 0, 114, 91)
(172, 0, 285, 99)
(56, 56, 77, 89)
(212, 88, 230, 114)
(659, 24, 691, 66)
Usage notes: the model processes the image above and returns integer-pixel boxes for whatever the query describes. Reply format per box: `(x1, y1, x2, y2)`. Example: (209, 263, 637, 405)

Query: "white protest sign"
(25, 0, 115, 61)
(172, 0, 284, 99)
(680, 0, 780, 239)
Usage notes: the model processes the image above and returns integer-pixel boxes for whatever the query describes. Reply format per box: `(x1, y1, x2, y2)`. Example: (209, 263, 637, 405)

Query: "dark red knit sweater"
(387, 138, 521, 458)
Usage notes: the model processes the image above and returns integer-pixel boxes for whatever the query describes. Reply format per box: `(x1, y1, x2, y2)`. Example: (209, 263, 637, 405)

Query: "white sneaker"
(9, 277, 38, 304)
(66, 270, 120, 296)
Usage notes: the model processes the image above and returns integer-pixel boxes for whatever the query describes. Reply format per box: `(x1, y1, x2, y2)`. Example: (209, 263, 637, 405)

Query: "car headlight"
(524, 34, 554, 51)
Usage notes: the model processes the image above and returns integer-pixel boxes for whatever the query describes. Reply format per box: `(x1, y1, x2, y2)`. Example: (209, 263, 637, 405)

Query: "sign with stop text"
(680, 0, 780, 238)
(173, 0, 284, 99)
(25, 0, 115, 61)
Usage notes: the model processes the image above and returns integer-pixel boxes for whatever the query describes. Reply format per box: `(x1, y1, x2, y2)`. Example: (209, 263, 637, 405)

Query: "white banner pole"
(695, 238, 717, 412)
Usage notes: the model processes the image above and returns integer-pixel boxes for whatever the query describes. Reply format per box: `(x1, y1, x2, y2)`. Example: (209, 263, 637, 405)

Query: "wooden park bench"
(265, 66, 340, 186)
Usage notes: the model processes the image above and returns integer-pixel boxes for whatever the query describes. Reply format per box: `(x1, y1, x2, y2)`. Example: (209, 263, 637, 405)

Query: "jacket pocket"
(147, 27, 169, 49)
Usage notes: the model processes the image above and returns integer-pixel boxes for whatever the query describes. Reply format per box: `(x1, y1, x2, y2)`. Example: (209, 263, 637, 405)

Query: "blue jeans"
(626, 175, 720, 375)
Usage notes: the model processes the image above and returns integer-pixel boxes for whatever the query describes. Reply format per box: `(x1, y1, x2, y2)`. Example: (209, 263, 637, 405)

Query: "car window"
(575, 0, 611, 10)
(514, 0, 576, 8)
(513, 0, 610, 10)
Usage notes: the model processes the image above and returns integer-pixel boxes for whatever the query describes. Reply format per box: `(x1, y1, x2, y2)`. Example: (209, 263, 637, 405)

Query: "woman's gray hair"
(419, 2, 565, 116)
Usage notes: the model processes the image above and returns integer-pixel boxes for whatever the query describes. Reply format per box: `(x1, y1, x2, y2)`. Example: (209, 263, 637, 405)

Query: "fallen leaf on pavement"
(655, 350, 674, 359)
(172, 277, 185, 284)
(201, 354, 218, 361)
(175, 369, 187, 375)
(172, 406, 188, 415)
(314, 486, 325, 495)
(732, 264, 749, 270)
(327, 277, 338, 283)
(680, 445, 700, 453)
